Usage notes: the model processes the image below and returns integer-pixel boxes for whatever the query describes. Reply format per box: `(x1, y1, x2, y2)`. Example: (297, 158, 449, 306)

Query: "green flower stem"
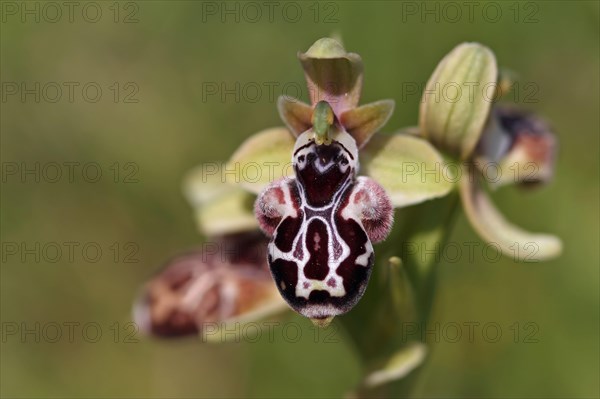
(339, 191, 461, 398)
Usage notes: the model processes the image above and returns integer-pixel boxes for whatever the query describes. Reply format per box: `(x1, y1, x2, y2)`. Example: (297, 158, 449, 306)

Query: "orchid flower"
(134, 232, 287, 340)
(419, 42, 562, 261)
(135, 37, 452, 332)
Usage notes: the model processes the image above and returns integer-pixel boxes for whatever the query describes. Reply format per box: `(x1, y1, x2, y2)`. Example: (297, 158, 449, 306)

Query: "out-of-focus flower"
(476, 105, 557, 188)
(134, 231, 287, 340)
(419, 42, 562, 261)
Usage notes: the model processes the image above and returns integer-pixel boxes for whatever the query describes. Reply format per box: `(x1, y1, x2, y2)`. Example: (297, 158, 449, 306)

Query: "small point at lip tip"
(310, 316, 334, 328)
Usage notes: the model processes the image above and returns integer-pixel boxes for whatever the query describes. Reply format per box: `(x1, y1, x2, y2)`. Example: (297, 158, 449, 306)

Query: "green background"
(1, 1, 598, 398)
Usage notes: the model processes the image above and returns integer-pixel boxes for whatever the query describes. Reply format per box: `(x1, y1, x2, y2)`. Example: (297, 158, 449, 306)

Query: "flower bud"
(419, 42, 498, 160)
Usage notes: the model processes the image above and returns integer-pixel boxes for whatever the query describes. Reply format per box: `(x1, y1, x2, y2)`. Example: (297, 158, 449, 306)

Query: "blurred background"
(1, 1, 598, 398)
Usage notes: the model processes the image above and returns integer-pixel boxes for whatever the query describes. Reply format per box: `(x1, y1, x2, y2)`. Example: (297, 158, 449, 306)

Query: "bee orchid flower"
(134, 231, 287, 340)
(177, 37, 452, 326)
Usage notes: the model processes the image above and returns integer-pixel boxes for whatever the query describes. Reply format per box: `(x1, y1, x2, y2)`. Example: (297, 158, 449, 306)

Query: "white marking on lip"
(355, 241, 373, 267)
(281, 182, 298, 218)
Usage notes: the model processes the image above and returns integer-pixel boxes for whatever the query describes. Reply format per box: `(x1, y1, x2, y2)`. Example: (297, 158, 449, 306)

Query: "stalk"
(340, 191, 461, 398)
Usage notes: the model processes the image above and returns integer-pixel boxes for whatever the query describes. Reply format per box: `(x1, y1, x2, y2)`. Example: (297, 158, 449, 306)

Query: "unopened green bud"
(419, 42, 498, 160)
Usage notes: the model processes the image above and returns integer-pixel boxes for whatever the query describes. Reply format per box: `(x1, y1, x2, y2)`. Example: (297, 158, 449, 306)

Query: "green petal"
(363, 342, 427, 388)
(183, 165, 258, 235)
(298, 37, 364, 115)
(360, 132, 454, 208)
(202, 293, 289, 343)
(460, 165, 562, 261)
(195, 188, 258, 236)
(340, 100, 395, 148)
(419, 42, 498, 160)
(226, 127, 295, 194)
(277, 96, 312, 137)
(183, 164, 233, 207)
